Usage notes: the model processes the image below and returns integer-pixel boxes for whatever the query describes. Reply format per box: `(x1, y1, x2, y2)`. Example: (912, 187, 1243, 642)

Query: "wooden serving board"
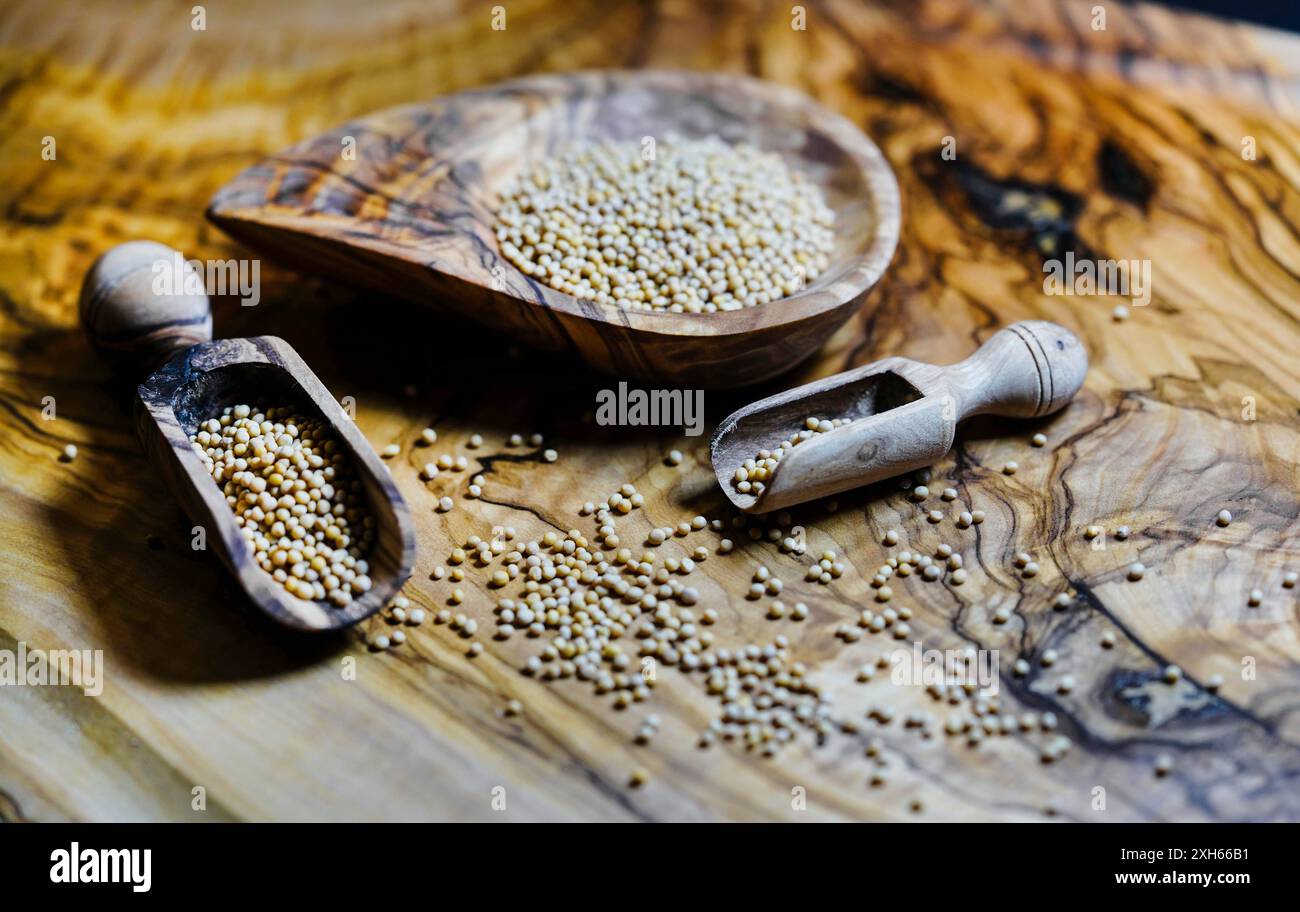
(1, 0, 1298, 822)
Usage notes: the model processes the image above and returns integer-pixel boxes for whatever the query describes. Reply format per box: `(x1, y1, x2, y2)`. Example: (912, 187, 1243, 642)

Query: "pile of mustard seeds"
(494, 136, 836, 313)
(191, 404, 375, 606)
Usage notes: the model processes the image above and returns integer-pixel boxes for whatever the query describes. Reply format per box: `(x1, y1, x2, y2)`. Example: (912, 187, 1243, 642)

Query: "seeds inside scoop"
(730, 415, 849, 497)
(190, 404, 375, 606)
(494, 135, 836, 313)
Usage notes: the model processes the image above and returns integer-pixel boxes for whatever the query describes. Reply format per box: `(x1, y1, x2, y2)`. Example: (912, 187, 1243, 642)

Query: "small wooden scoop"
(711, 321, 1088, 513)
(79, 240, 416, 630)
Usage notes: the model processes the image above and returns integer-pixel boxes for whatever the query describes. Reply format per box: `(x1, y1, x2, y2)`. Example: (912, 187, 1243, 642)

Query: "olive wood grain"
(79, 242, 416, 631)
(5, 0, 1300, 824)
(206, 69, 902, 389)
(713, 322, 1088, 512)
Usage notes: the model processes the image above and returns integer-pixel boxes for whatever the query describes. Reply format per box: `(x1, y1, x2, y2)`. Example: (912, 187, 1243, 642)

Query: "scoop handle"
(943, 321, 1088, 419)
(79, 240, 213, 376)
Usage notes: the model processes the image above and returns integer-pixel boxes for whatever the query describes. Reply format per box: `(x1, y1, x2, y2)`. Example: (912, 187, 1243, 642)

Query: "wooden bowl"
(207, 70, 901, 389)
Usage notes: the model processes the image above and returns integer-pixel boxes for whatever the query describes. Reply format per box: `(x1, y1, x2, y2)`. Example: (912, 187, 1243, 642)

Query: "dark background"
(1160, 0, 1300, 31)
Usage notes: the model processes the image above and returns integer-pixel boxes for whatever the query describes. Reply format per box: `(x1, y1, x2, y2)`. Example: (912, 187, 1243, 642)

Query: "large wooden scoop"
(79, 241, 416, 630)
(711, 321, 1089, 513)
(206, 69, 901, 389)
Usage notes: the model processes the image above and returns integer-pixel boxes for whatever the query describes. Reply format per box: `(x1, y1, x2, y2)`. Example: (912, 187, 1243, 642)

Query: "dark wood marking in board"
(1097, 139, 1155, 209)
(917, 152, 1093, 262)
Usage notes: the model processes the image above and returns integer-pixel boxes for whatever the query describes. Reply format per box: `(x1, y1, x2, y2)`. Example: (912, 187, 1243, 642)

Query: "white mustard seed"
(495, 136, 835, 314)
(192, 404, 375, 607)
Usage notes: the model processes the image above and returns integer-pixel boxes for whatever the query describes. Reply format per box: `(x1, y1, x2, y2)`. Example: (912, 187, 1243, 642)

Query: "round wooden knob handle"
(79, 240, 212, 372)
(947, 320, 1088, 419)
(1005, 320, 1089, 416)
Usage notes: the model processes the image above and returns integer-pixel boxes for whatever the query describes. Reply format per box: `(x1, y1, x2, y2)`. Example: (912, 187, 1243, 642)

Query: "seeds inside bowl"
(190, 404, 375, 607)
(494, 135, 835, 313)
